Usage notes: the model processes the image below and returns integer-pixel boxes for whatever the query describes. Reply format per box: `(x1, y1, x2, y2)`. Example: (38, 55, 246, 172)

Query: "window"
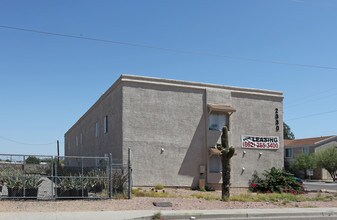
(80, 133, 83, 145)
(209, 155, 222, 173)
(95, 122, 99, 137)
(285, 148, 293, 158)
(303, 146, 309, 155)
(75, 136, 78, 146)
(104, 115, 108, 133)
(209, 113, 228, 131)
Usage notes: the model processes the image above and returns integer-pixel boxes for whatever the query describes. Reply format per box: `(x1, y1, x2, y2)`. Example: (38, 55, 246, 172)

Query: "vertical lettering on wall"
(275, 108, 279, 131)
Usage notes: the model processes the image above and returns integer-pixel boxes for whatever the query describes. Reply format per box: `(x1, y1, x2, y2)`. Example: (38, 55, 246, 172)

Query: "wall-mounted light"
(241, 167, 245, 175)
(242, 150, 246, 158)
(161, 148, 165, 154)
(258, 152, 262, 159)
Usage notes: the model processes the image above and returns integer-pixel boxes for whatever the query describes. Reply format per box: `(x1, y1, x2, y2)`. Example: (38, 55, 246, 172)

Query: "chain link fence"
(0, 153, 132, 200)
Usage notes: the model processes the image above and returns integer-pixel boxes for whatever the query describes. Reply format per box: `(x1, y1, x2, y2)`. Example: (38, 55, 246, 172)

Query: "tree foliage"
(292, 153, 316, 177)
(315, 146, 337, 181)
(217, 126, 235, 201)
(283, 122, 295, 140)
(25, 156, 40, 164)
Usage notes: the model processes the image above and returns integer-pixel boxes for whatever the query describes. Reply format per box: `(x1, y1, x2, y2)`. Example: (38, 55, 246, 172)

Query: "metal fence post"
(54, 156, 58, 199)
(51, 155, 54, 200)
(23, 155, 26, 198)
(128, 147, 132, 199)
(109, 153, 112, 199)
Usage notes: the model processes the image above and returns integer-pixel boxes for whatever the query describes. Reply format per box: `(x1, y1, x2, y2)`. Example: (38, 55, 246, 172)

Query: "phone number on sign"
(242, 141, 279, 149)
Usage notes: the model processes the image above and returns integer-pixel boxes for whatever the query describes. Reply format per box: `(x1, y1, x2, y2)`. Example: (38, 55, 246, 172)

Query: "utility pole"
(57, 140, 60, 164)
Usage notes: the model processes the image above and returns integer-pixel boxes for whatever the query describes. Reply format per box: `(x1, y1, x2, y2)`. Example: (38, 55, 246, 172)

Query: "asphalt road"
(212, 218, 337, 220)
(304, 181, 337, 191)
(213, 218, 337, 220)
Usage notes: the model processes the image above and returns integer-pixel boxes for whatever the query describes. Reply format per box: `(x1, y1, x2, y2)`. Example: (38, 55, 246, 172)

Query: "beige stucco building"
(285, 136, 337, 180)
(65, 75, 284, 189)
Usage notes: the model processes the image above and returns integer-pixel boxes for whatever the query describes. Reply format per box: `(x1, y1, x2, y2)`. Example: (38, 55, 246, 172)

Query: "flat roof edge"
(65, 75, 123, 136)
(120, 74, 283, 96)
(65, 74, 284, 136)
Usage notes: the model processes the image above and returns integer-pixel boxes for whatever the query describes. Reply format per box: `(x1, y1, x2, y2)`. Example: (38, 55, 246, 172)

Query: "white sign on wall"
(242, 135, 279, 149)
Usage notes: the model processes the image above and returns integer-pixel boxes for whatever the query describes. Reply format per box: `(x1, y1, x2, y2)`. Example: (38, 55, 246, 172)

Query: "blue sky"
(1, 0, 337, 155)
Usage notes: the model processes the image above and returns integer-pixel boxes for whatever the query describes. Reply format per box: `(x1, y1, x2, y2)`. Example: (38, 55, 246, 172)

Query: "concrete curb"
(1, 208, 337, 220)
(141, 208, 337, 219)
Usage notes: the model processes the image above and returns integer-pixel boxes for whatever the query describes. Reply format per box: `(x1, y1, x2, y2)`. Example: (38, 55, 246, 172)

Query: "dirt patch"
(0, 188, 336, 212)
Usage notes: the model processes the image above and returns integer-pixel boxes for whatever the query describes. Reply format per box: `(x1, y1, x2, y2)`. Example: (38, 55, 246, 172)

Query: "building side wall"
(229, 92, 284, 187)
(122, 82, 206, 187)
(64, 85, 123, 165)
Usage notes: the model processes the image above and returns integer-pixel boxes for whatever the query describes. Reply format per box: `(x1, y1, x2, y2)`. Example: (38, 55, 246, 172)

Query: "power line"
(0, 135, 55, 146)
(285, 92, 337, 109)
(286, 109, 337, 121)
(1, 25, 337, 71)
(285, 87, 337, 105)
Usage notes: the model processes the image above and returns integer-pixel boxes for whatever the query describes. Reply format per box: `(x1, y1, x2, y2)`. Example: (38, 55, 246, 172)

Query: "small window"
(209, 155, 222, 173)
(80, 133, 83, 145)
(303, 146, 309, 155)
(209, 113, 228, 131)
(104, 115, 108, 133)
(285, 148, 293, 158)
(95, 122, 99, 137)
(75, 136, 78, 146)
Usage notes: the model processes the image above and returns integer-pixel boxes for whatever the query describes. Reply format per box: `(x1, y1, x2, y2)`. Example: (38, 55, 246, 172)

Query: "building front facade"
(65, 75, 284, 189)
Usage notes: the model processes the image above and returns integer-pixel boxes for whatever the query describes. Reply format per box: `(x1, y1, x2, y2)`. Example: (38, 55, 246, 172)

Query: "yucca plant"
(3, 168, 43, 198)
(25, 175, 44, 189)
(57, 175, 89, 197)
(87, 169, 107, 193)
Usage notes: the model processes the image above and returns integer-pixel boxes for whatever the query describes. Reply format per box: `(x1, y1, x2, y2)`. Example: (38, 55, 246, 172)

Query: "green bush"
(154, 184, 164, 190)
(249, 167, 304, 194)
(25, 156, 40, 164)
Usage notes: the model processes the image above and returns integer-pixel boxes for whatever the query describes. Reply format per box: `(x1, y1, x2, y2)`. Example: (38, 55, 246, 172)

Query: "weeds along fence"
(0, 153, 132, 200)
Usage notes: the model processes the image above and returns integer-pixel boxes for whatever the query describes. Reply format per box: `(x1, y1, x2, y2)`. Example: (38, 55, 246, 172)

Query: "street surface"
(217, 218, 337, 220)
(304, 181, 337, 191)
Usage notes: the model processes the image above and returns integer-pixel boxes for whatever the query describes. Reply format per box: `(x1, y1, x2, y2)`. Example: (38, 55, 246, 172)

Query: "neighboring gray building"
(285, 136, 337, 180)
(65, 75, 284, 189)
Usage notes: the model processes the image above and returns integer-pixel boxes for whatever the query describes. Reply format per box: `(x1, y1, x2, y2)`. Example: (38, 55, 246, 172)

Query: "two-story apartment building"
(65, 75, 284, 189)
(285, 136, 337, 180)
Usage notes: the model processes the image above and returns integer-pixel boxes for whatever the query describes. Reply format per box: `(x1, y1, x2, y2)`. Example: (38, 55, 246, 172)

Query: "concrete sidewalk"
(1, 208, 337, 220)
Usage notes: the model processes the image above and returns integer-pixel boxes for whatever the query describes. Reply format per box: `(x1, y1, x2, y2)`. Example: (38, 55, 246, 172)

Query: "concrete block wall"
(230, 92, 283, 187)
(64, 82, 123, 165)
(122, 82, 206, 187)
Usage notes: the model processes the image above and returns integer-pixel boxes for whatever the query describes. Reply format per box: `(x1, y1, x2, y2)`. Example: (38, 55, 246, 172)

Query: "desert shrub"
(111, 169, 128, 194)
(154, 184, 164, 190)
(87, 169, 107, 193)
(132, 188, 169, 198)
(249, 167, 304, 194)
(152, 212, 162, 220)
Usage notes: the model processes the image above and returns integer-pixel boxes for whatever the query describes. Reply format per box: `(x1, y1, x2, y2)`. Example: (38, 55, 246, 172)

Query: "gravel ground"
(0, 188, 336, 212)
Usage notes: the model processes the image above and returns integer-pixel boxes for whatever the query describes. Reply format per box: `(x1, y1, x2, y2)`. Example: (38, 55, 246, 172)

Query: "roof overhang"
(207, 104, 236, 115)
